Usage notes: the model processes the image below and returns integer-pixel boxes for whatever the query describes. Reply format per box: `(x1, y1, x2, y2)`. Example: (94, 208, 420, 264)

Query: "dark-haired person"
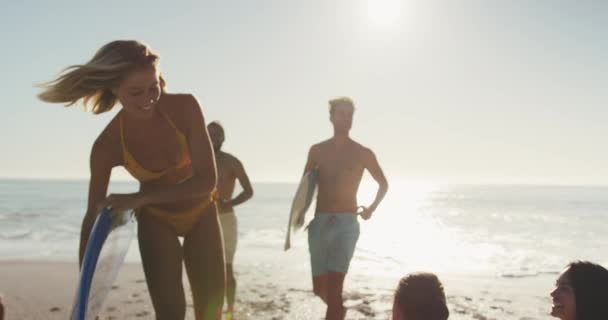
(207, 121, 253, 319)
(392, 272, 449, 320)
(551, 261, 608, 320)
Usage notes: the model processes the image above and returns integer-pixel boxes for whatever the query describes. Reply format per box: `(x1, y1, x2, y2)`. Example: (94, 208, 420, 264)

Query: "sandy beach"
(0, 260, 365, 320)
(0, 259, 556, 320)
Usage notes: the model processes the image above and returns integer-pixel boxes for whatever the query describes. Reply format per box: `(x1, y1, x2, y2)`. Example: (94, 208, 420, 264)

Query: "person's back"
(392, 272, 449, 320)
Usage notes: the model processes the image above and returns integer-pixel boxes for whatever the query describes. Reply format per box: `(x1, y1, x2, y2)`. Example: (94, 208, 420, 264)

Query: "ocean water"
(1, 179, 607, 279)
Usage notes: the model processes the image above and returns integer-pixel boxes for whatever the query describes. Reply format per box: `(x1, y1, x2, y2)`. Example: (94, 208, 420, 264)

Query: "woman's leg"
(183, 210, 226, 320)
(138, 214, 186, 320)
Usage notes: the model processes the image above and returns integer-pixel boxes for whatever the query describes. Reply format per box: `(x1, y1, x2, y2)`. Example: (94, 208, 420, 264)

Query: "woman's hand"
(97, 193, 146, 214)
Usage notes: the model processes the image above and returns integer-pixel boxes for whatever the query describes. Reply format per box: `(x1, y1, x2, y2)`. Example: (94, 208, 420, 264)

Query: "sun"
(366, 0, 402, 27)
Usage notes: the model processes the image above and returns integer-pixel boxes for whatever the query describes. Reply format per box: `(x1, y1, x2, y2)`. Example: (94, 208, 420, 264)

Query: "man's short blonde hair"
(329, 96, 355, 114)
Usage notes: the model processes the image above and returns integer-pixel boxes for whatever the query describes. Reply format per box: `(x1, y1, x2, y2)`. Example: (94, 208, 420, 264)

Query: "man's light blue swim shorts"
(307, 213, 360, 276)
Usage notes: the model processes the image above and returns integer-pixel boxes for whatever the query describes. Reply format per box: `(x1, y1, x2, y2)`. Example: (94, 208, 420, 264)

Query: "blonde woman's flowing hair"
(38, 40, 166, 114)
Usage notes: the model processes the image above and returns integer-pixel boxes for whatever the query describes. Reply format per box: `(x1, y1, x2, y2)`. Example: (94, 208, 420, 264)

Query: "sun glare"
(354, 180, 505, 276)
(366, 0, 402, 27)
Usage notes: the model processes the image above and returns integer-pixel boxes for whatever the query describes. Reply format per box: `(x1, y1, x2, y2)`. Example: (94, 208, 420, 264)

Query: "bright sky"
(1, 0, 607, 184)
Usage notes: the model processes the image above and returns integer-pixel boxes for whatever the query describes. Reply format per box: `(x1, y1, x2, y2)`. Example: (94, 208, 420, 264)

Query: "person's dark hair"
(207, 121, 225, 137)
(566, 261, 608, 320)
(394, 272, 449, 320)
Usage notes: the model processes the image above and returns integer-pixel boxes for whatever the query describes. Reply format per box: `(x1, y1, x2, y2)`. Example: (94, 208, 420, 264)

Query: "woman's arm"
(102, 95, 217, 212)
(80, 138, 114, 266)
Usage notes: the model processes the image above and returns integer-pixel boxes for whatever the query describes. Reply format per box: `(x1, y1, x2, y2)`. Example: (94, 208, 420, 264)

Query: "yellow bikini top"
(120, 110, 192, 183)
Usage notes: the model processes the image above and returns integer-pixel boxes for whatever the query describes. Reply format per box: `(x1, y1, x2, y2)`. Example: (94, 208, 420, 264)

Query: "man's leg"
(226, 264, 236, 313)
(312, 274, 328, 303)
(308, 215, 329, 304)
(326, 272, 346, 320)
(325, 215, 359, 320)
(219, 211, 238, 316)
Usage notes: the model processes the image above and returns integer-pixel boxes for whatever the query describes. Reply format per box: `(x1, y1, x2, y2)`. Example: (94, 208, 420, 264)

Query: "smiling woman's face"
(114, 66, 161, 120)
(550, 267, 577, 320)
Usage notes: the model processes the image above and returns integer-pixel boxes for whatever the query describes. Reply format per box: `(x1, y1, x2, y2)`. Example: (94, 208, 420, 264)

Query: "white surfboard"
(284, 171, 317, 251)
(71, 207, 136, 320)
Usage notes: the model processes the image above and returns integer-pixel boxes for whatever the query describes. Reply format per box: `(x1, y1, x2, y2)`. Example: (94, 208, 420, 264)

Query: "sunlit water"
(1, 179, 606, 281)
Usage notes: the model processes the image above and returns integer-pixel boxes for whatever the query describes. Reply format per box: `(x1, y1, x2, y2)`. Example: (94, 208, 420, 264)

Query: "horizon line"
(1, 176, 608, 187)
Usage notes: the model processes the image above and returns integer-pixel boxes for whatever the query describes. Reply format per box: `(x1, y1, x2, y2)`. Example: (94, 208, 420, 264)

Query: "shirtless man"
(303, 97, 388, 320)
(207, 122, 253, 319)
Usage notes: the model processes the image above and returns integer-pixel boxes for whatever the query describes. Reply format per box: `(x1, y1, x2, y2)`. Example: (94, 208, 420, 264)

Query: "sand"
(0, 260, 555, 319)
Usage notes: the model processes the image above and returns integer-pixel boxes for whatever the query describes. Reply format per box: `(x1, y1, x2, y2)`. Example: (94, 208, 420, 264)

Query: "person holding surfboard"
(303, 97, 389, 320)
(38, 40, 225, 320)
(207, 121, 254, 319)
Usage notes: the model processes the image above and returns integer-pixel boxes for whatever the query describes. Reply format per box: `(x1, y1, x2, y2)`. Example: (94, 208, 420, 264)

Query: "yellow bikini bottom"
(138, 192, 218, 236)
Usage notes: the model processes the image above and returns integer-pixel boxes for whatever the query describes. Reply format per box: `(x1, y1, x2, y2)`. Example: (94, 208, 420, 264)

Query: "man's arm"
(360, 148, 388, 220)
(303, 145, 318, 175)
(225, 157, 253, 207)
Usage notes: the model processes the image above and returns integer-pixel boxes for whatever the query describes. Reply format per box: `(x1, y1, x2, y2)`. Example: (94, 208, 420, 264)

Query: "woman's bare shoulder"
(158, 93, 201, 130)
(92, 115, 122, 166)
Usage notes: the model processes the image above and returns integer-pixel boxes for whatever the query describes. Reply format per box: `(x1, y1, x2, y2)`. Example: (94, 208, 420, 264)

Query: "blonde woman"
(39, 40, 224, 320)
